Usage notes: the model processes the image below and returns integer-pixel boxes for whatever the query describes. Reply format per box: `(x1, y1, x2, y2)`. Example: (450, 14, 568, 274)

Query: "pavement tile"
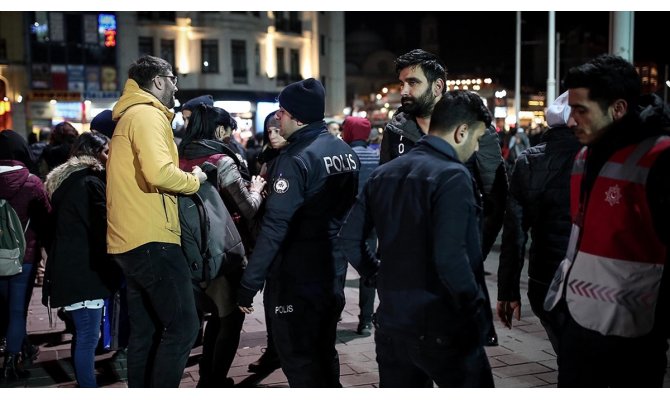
(536, 371, 559, 384)
(492, 362, 553, 378)
(495, 350, 556, 365)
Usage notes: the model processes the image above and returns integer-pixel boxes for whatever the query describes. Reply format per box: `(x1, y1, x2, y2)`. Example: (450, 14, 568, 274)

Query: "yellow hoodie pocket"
(162, 193, 181, 235)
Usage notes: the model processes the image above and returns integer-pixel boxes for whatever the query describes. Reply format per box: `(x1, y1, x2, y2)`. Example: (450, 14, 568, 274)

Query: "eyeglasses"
(157, 74, 178, 85)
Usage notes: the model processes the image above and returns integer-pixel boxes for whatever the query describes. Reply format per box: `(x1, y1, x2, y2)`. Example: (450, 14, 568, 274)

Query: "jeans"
(0, 263, 33, 354)
(112, 242, 199, 387)
(375, 329, 494, 388)
(69, 307, 102, 387)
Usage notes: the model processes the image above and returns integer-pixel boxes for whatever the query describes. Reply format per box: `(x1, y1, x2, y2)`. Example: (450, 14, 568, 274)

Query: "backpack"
(0, 199, 27, 276)
(179, 180, 247, 288)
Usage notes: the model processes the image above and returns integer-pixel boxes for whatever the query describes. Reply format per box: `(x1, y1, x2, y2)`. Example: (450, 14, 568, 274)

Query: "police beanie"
(278, 78, 325, 124)
(182, 94, 214, 111)
(90, 109, 117, 138)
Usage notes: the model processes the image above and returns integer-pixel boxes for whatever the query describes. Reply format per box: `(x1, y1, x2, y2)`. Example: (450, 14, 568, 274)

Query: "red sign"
(104, 29, 116, 47)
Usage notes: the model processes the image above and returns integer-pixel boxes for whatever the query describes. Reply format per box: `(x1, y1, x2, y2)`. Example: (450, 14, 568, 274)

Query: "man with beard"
(107, 55, 206, 387)
(381, 49, 506, 345)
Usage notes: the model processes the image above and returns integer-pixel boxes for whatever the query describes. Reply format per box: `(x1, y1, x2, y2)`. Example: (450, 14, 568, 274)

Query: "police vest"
(562, 135, 670, 337)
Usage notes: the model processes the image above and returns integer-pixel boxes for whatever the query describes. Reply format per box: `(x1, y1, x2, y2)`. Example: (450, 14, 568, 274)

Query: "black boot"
(2, 353, 30, 381)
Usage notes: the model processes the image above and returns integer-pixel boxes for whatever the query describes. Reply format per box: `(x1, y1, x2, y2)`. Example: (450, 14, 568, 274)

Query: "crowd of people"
(0, 49, 669, 389)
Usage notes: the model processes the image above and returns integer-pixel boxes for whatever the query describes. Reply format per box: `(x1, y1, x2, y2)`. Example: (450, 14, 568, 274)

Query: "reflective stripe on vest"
(565, 135, 669, 337)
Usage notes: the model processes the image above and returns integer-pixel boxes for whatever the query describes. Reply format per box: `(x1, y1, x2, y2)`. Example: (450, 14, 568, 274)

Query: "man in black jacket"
(496, 91, 580, 354)
(338, 91, 494, 387)
(381, 48, 505, 346)
(236, 78, 359, 387)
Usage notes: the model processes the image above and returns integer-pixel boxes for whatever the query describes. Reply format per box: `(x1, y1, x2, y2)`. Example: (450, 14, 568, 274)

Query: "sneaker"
(247, 348, 281, 374)
(0, 337, 6, 354)
(356, 322, 372, 335)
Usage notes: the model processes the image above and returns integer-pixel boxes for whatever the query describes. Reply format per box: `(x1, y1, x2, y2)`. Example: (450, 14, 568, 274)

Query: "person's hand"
(237, 285, 256, 314)
(496, 300, 521, 329)
(250, 175, 266, 194)
(191, 165, 207, 183)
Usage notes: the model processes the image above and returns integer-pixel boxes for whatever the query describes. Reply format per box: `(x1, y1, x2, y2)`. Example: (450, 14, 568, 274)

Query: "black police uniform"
(238, 121, 359, 387)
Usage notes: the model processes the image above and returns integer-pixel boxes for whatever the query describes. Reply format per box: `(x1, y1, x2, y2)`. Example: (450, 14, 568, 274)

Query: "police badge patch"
(274, 178, 289, 194)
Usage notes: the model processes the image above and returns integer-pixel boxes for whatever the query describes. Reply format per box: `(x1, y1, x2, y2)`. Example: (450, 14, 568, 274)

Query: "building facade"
(0, 11, 345, 138)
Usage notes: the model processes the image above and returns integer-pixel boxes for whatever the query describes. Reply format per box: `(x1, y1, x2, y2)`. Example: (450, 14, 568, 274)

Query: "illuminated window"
(201, 39, 219, 73)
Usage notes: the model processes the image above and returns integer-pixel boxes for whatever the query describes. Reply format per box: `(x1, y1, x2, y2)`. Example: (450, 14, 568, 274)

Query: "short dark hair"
(395, 49, 447, 94)
(564, 54, 641, 113)
(429, 90, 492, 133)
(70, 131, 109, 158)
(128, 55, 173, 89)
(50, 121, 78, 145)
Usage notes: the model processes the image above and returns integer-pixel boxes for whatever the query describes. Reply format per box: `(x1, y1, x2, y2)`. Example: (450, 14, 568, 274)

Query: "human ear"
(433, 78, 445, 96)
(611, 99, 628, 121)
(453, 124, 468, 144)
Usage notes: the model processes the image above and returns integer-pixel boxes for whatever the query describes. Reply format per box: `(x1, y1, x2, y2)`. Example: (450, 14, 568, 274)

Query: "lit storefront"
(26, 12, 120, 134)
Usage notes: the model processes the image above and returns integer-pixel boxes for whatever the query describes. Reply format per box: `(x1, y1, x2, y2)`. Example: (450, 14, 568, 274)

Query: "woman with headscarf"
(0, 130, 51, 381)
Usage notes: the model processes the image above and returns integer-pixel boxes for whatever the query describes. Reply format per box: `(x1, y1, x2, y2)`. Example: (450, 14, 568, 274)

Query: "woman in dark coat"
(43, 132, 118, 387)
(0, 130, 51, 381)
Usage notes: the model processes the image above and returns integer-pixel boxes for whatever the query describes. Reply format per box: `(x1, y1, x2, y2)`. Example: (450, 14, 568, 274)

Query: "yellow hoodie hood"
(112, 79, 174, 123)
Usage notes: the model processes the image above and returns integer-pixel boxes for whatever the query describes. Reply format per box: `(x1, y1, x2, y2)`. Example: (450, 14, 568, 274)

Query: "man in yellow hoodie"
(107, 55, 206, 388)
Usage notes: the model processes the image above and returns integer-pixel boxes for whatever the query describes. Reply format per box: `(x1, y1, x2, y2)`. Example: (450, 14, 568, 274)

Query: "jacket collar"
(418, 135, 460, 163)
(287, 121, 327, 144)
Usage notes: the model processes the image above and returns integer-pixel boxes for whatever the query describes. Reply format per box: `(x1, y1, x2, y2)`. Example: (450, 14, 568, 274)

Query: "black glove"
(237, 284, 257, 308)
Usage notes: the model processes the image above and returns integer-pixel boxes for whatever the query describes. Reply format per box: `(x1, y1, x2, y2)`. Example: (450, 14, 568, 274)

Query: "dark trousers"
(112, 242, 199, 388)
(527, 279, 564, 355)
(358, 235, 377, 324)
(558, 311, 668, 387)
(375, 329, 494, 388)
(199, 310, 245, 387)
(268, 276, 345, 387)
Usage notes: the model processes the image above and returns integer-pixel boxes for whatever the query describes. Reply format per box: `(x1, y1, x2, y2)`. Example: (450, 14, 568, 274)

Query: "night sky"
(345, 11, 670, 91)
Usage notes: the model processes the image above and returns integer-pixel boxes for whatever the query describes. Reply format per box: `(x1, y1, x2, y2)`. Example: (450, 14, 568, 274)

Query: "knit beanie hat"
(90, 109, 117, 138)
(546, 91, 571, 128)
(278, 78, 325, 124)
(182, 94, 214, 111)
(341, 117, 372, 144)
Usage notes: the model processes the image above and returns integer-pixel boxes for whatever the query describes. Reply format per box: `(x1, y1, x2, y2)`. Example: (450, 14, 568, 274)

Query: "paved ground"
(2, 242, 670, 388)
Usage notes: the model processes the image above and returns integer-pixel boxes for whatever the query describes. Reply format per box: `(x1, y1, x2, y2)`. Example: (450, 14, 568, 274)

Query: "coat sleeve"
(337, 180, 379, 280)
(86, 176, 108, 263)
(431, 170, 482, 313)
(130, 108, 200, 195)
(379, 125, 393, 165)
(476, 129, 508, 259)
(239, 155, 306, 293)
(216, 156, 263, 220)
(497, 153, 532, 301)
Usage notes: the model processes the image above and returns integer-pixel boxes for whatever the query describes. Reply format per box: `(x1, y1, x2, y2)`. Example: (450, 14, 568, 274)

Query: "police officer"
(237, 78, 359, 387)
